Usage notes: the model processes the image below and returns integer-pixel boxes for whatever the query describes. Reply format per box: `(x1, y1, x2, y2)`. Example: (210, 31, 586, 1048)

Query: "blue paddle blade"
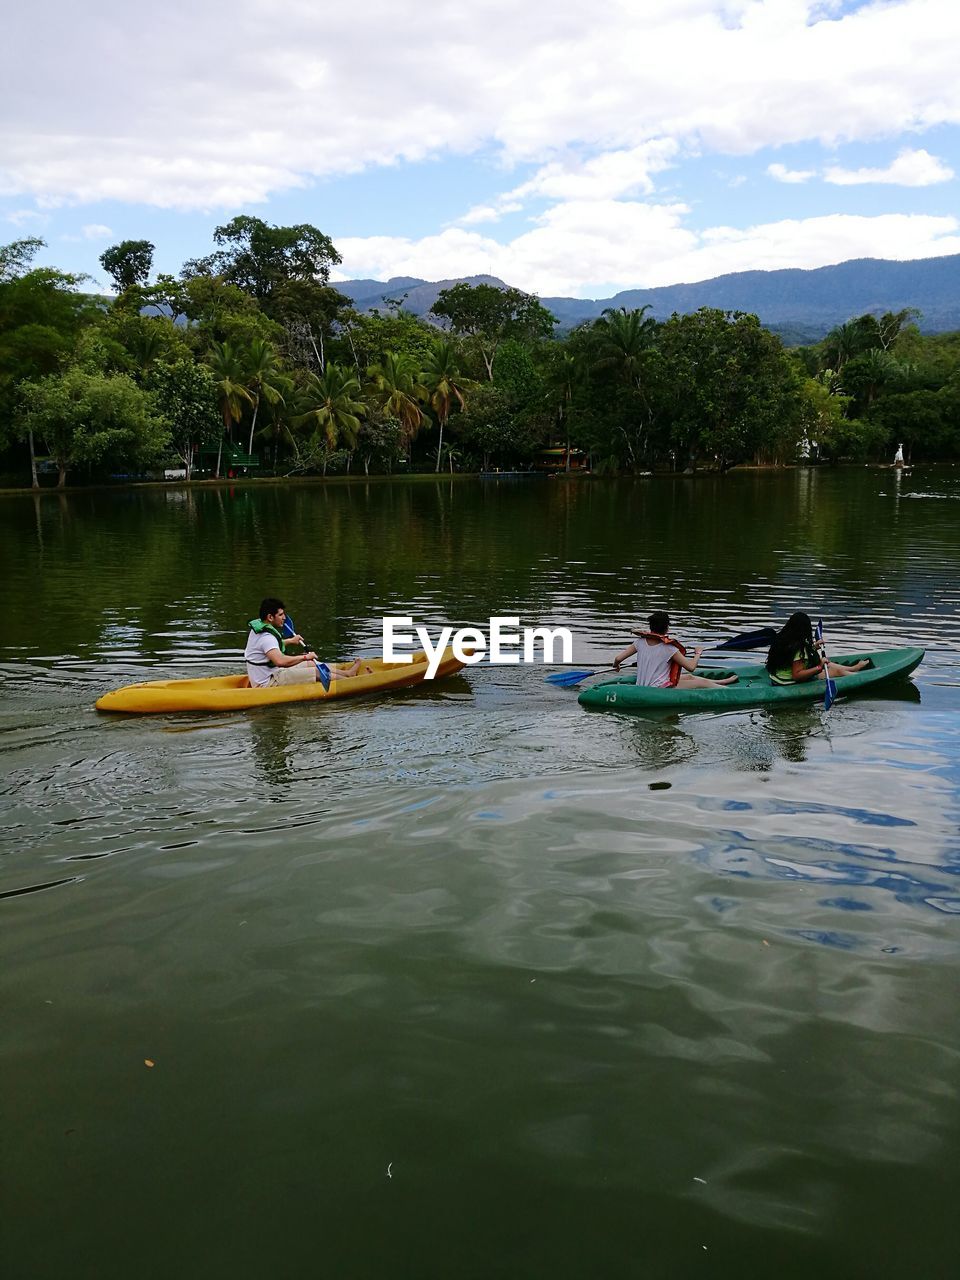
(824, 674, 838, 710)
(316, 662, 331, 692)
(282, 616, 296, 638)
(714, 626, 777, 651)
(546, 669, 596, 686)
(816, 618, 837, 710)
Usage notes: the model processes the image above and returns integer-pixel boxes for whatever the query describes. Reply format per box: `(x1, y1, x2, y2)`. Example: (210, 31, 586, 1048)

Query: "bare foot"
(718, 674, 739, 685)
(851, 659, 870, 672)
(330, 659, 362, 679)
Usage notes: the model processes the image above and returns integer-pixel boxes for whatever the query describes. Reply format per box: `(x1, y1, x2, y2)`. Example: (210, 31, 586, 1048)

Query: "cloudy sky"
(3, 0, 959, 298)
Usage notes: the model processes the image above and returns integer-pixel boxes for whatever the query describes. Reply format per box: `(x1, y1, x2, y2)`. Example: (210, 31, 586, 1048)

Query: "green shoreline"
(0, 460, 932, 499)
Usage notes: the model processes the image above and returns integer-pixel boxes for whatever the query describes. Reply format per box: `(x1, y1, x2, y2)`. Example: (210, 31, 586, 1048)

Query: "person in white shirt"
(612, 611, 738, 688)
(244, 598, 361, 688)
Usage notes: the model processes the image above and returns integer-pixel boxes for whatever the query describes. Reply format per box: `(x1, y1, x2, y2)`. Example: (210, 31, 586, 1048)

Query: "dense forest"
(2, 218, 958, 488)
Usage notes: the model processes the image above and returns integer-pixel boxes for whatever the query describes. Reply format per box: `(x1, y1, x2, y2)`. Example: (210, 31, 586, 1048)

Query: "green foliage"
(0, 257, 98, 443)
(356, 414, 406, 474)
(542, 347, 584, 421)
(867, 386, 960, 458)
(891, 327, 960, 389)
(121, 314, 191, 376)
(839, 347, 903, 413)
(655, 309, 804, 470)
(590, 306, 657, 388)
(422, 339, 472, 415)
(5, 226, 960, 482)
(296, 363, 366, 450)
(492, 338, 540, 402)
(367, 350, 427, 446)
(239, 338, 287, 453)
(182, 216, 341, 310)
(422, 339, 475, 471)
(791, 308, 960, 459)
(146, 360, 221, 472)
(797, 377, 853, 456)
(99, 240, 155, 293)
(72, 325, 133, 376)
(18, 367, 170, 485)
(539, 347, 586, 468)
(431, 282, 556, 379)
(205, 341, 254, 475)
(456, 383, 543, 469)
(0, 237, 47, 281)
(334, 308, 437, 372)
(817, 415, 888, 461)
(176, 274, 283, 353)
(272, 279, 351, 371)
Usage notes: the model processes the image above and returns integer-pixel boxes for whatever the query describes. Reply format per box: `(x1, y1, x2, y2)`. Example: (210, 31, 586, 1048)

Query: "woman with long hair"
(765, 612, 869, 685)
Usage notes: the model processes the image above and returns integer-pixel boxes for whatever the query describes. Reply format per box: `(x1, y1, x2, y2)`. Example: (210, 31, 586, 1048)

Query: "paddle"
(282, 615, 331, 692)
(815, 618, 838, 711)
(545, 626, 778, 688)
(546, 662, 637, 688)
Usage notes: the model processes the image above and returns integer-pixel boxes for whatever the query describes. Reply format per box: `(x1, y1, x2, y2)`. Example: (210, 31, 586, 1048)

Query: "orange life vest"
(633, 632, 687, 687)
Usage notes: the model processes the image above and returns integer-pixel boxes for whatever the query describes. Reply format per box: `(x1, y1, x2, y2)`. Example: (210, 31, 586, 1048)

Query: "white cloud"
(458, 202, 522, 227)
(339, 201, 697, 296)
(61, 223, 114, 243)
(456, 140, 680, 226)
(1, 0, 959, 208)
(337, 206, 960, 295)
(5, 208, 50, 227)
(688, 211, 960, 278)
(767, 162, 816, 184)
(504, 140, 681, 204)
(824, 146, 954, 185)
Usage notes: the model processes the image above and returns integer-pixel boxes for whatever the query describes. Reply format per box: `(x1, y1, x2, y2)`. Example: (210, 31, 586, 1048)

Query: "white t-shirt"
(634, 638, 681, 687)
(244, 630, 283, 688)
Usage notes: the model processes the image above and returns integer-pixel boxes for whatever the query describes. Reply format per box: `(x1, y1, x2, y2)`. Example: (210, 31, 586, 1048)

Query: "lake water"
(2, 467, 959, 1277)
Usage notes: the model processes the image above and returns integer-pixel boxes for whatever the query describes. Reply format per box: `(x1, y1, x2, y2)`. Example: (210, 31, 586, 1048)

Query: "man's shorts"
(269, 662, 318, 686)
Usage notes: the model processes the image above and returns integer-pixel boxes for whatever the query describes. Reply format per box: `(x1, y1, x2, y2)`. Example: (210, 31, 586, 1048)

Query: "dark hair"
(259, 597, 285, 620)
(648, 611, 670, 635)
(766, 612, 815, 673)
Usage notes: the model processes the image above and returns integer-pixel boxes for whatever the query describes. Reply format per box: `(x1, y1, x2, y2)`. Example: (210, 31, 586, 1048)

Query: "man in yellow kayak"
(244, 598, 361, 688)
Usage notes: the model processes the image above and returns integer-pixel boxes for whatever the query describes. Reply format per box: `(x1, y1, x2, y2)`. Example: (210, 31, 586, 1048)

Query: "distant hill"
(334, 274, 509, 317)
(332, 254, 960, 342)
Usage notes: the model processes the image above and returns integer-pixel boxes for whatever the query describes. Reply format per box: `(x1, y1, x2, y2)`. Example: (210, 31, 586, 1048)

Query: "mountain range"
(333, 254, 960, 344)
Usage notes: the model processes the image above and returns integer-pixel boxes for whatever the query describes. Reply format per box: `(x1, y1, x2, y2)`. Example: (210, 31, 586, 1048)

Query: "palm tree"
(207, 340, 254, 478)
(128, 324, 165, 378)
(823, 321, 862, 372)
(543, 349, 583, 472)
(367, 350, 427, 451)
(421, 340, 474, 472)
(592, 306, 656, 388)
(244, 338, 286, 455)
(846, 347, 898, 410)
(297, 363, 366, 452)
(440, 443, 461, 474)
(255, 375, 299, 471)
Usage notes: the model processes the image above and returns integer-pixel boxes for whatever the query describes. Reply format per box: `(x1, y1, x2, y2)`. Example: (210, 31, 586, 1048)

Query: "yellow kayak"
(96, 647, 468, 714)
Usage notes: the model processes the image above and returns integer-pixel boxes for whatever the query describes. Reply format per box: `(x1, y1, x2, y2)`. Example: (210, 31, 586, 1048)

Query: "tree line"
(2, 217, 958, 488)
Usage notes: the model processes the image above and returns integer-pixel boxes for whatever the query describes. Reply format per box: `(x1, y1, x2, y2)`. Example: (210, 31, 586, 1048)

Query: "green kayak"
(577, 647, 924, 712)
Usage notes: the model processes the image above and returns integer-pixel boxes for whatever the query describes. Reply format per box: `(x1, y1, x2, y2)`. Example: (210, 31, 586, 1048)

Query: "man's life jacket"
(247, 618, 286, 666)
(633, 631, 686, 687)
